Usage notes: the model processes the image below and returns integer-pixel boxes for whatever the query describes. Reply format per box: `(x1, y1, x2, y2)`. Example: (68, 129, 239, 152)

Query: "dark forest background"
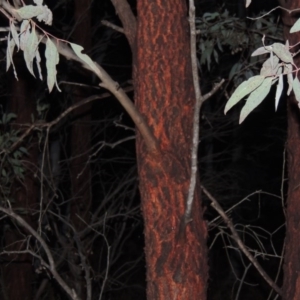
(0, 0, 289, 299)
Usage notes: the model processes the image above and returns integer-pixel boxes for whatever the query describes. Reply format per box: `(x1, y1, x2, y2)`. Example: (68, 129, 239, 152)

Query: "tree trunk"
(282, 1, 300, 299)
(133, 1, 208, 299)
(70, 0, 92, 233)
(2, 64, 38, 300)
(68, 0, 92, 298)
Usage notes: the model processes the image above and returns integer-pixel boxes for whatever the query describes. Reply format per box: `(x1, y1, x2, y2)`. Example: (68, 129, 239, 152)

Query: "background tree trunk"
(2, 62, 38, 300)
(70, 0, 92, 232)
(282, 1, 300, 298)
(133, 1, 208, 298)
(68, 0, 92, 298)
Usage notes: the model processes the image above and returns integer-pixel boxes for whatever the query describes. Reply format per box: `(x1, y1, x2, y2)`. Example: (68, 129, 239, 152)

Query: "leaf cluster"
(196, 10, 281, 72)
(0, 113, 28, 189)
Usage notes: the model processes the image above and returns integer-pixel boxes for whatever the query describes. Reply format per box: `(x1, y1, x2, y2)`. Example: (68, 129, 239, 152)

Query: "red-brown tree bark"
(132, 1, 208, 299)
(282, 1, 300, 299)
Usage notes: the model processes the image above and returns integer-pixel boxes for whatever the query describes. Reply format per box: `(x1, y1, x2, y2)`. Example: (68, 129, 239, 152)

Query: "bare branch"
(202, 79, 225, 102)
(201, 186, 283, 297)
(0, 206, 81, 300)
(184, 0, 202, 225)
(110, 0, 136, 50)
(55, 41, 158, 152)
(101, 20, 124, 34)
(0, 2, 157, 153)
(184, 1, 225, 225)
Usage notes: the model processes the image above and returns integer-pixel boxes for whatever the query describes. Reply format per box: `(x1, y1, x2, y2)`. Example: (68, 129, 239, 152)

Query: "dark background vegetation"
(0, 0, 288, 299)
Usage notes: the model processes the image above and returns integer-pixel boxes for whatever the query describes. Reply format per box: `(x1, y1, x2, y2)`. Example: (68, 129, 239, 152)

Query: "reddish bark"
(133, 1, 208, 299)
(282, 1, 300, 298)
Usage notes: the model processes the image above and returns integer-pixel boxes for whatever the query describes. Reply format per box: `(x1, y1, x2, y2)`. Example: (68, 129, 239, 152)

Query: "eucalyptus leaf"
(224, 75, 265, 114)
(275, 74, 283, 111)
(290, 18, 300, 33)
(239, 77, 273, 123)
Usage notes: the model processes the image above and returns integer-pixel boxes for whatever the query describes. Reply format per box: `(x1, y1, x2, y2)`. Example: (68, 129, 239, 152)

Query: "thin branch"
(201, 186, 283, 297)
(0, 206, 80, 300)
(109, 0, 136, 50)
(0, 2, 158, 153)
(202, 79, 225, 102)
(54, 41, 159, 153)
(4, 87, 134, 154)
(184, 0, 224, 225)
(184, 0, 202, 224)
(101, 20, 124, 34)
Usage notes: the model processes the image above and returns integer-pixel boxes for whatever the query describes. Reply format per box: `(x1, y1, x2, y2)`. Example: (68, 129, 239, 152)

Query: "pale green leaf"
(6, 34, 18, 80)
(35, 50, 43, 80)
(45, 38, 60, 92)
(239, 77, 273, 123)
(224, 75, 265, 114)
(275, 74, 283, 111)
(20, 20, 30, 51)
(34, 0, 43, 5)
(23, 26, 39, 76)
(285, 63, 293, 95)
(290, 18, 300, 33)
(272, 43, 293, 63)
(293, 77, 300, 103)
(36, 5, 52, 25)
(251, 46, 272, 56)
(70, 43, 102, 78)
(260, 56, 279, 76)
(17, 5, 44, 19)
(10, 21, 19, 50)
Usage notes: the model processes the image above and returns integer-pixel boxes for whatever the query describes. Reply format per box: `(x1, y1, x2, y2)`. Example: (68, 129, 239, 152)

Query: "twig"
(184, 0, 202, 224)
(201, 186, 283, 297)
(0, 2, 157, 153)
(101, 20, 124, 34)
(184, 0, 224, 224)
(0, 206, 80, 300)
(109, 0, 136, 50)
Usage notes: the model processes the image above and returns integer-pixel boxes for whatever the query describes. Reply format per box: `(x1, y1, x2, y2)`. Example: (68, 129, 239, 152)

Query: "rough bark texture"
(134, 1, 208, 299)
(282, 1, 300, 299)
(2, 65, 38, 300)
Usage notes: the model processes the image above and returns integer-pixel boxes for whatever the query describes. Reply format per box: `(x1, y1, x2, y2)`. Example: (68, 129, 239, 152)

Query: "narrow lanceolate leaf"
(285, 63, 293, 96)
(17, 5, 45, 20)
(36, 6, 52, 25)
(275, 74, 283, 111)
(45, 38, 59, 92)
(260, 56, 279, 76)
(70, 43, 102, 78)
(290, 18, 300, 33)
(293, 77, 300, 103)
(251, 46, 272, 56)
(23, 26, 39, 76)
(6, 34, 18, 80)
(20, 20, 30, 51)
(272, 43, 293, 64)
(10, 21, 20, 50)
(239, 77, 273, 124)
(224, 75, 265, 114)
(35, 50, 43, 80)
(33, 0, 43, 5)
